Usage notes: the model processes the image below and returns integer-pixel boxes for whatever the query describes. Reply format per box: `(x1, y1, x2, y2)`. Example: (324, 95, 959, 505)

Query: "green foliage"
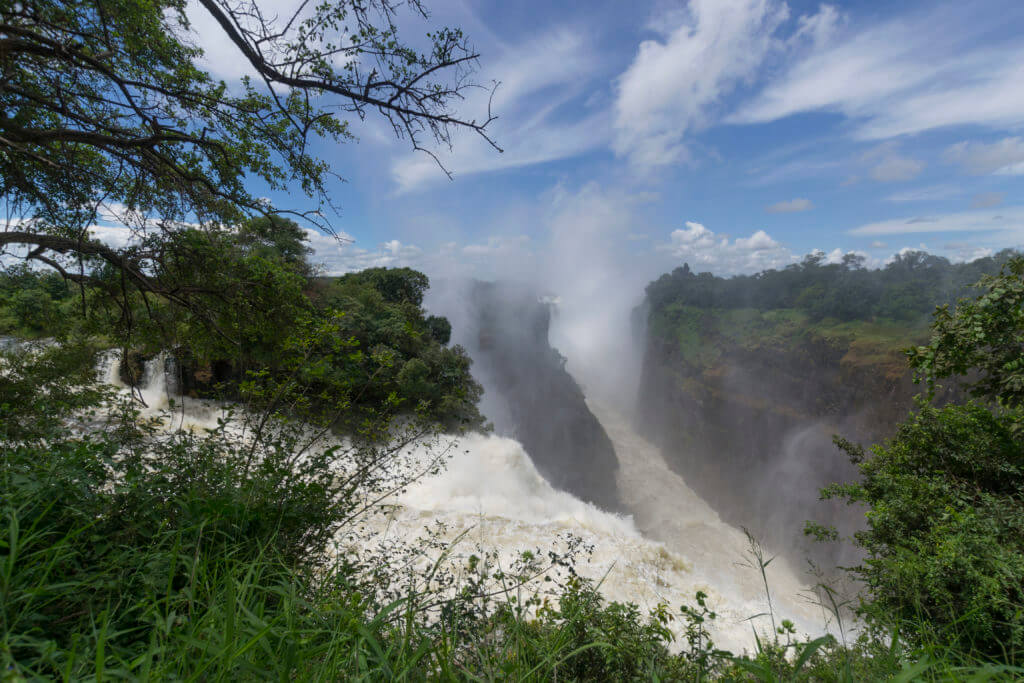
(646, 249, 1015, 325)
(909, 256, 1024, 417)
(0, 265, 76, 336)
(314, 269, 484, 431)
(237, 215, 315, 276)
(824, 403, 1024, 657)
(336, 267, 432, 306)
(815, 258, 1024, 666)
(1, 0, 488, 238)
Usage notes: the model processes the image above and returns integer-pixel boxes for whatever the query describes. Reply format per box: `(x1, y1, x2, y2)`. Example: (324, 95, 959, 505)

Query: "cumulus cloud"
(656, 221, 794, 274)
(765, 198, 813, 213)
(945, 137, 1024, 175)
(816, 247, 878, 268)
(729, 3, 1024, 140)
(943, 242, 995, 262)
(307, 232, 427, 275)
(613, 0, 804, 168)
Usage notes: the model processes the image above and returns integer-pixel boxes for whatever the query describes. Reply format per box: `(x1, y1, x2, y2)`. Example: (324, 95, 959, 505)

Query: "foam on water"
(362, 424, 825, 653)
(106, 353, 828, 653)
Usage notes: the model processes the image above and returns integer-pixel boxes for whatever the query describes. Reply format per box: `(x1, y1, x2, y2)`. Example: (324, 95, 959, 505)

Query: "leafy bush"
(815, 257, 1024, 665)
(823, 404, 1024, 656)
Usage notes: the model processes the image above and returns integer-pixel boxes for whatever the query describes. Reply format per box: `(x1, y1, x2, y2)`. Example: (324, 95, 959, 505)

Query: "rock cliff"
(427, 280, 624, 512)
(634, 306, 954, 563)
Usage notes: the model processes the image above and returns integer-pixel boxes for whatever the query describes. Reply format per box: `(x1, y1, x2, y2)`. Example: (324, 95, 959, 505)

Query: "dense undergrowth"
(3, 237, 1024, 680)
(3, 340, 1024, 680)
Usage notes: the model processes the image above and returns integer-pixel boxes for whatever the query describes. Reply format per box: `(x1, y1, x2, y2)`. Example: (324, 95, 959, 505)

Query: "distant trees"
(645, 249, 1018, 322)
(0, 264, 73, 333)
(336, 267, 432, 306)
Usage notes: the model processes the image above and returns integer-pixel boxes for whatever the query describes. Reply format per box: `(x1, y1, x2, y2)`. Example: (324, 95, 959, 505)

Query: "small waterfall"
(97, 351, 225, 430)
(137, 353, 170, 411)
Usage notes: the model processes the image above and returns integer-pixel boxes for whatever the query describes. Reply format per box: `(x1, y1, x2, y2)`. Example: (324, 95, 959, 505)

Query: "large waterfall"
(98, 344, 831, 655)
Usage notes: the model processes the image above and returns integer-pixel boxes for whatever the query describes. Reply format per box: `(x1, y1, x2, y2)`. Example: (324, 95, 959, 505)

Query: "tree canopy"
(0, 0, 496, 331)
(646, 249, 1017, 323)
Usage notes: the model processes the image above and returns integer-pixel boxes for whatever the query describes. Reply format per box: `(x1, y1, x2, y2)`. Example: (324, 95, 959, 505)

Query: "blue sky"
(155, 0, 1024, 279)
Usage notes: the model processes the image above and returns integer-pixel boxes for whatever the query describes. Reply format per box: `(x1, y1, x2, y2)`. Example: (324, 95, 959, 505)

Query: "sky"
(111, 0, 1024, 282)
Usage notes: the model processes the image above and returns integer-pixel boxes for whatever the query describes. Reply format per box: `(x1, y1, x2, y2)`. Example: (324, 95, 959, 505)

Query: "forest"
(2, 0, 1023, 680)
(645, 249, 1018, 323)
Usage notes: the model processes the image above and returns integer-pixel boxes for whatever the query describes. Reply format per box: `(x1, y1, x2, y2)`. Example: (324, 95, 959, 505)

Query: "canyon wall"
(634, 306, 952, 564)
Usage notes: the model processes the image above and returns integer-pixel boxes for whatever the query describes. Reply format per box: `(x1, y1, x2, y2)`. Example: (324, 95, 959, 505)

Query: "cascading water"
(98, 351, 226, 431)
(101, 342, 831, 653)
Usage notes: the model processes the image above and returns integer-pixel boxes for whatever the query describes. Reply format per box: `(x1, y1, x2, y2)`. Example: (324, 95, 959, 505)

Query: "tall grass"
(3, 344, 1023, 681)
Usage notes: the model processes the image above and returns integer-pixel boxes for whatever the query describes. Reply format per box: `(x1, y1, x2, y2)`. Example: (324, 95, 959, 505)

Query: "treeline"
(646, 249, 1018, 321)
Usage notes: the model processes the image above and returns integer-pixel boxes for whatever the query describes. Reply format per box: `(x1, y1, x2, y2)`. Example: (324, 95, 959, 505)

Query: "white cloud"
(392, 109, 609, 192)
(305, 231, 427, 275)
(945, 137, 1024, 175)
(848, 206, 1024, 236)
(971, 192, 1005, 209)
(182, 0, 306, 81)
(869, 155, 924, 182)
(88, 225, 139, 249)
(656, 221, 794, 274)
(816, 247, 878, 268)
(730, 4, 1024, 140)
(460, 235, 531, 258)
(943, 242, 995, 262)
(613, 0, 799, 168)
(765, 198, 813, 213)
(886, 185, 961, 202)
(391, 27, 607, 191)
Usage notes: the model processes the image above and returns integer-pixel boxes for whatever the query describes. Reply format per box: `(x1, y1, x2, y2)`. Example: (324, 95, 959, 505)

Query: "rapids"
(97, 351, 830, 654)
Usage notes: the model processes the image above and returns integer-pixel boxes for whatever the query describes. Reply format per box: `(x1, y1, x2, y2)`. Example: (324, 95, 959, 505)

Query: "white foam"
(105, 352, 829, 653)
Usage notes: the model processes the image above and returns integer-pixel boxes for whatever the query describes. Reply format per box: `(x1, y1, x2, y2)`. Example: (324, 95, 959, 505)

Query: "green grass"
(3, 343, 1023, 681)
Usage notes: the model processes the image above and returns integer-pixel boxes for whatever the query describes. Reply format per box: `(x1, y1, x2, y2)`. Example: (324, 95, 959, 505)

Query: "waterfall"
(95, 348, 832, 654)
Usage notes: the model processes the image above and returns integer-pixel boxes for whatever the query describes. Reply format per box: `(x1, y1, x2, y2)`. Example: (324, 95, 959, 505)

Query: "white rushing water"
(98, 351, 227, 431)
(358, 407, 825, 654)
(101, 352, 827, 653)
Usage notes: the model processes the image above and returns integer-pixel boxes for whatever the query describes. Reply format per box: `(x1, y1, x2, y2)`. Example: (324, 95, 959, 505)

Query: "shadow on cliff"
(425, 278, 624, 513)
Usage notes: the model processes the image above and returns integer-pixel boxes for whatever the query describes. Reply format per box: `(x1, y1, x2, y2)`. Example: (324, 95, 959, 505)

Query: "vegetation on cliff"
(647, 249, 1017, 324)
(638, 249, 1016, 571)
(814, 258, 1024, 660)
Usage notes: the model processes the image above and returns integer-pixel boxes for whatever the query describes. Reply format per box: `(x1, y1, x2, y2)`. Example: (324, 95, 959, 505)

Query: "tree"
(337, 267, 431, 306)
(814, 257, 1024, 659)
(236, 215, 313, 275)
(908, 256, 1024, 416)
(0, 0, 497, 334)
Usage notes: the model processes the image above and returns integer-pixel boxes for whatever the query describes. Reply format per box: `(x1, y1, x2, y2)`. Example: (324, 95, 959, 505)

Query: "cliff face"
(635, 306, 949, 562)
(428, 280, 623, 512)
